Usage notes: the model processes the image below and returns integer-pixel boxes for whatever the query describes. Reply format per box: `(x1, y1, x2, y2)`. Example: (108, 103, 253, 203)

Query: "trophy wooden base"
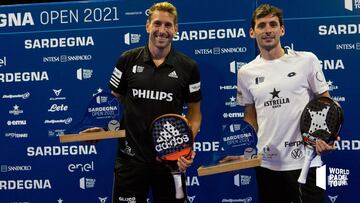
(197, 155, 262, 176)
(59, 130, 125, 143)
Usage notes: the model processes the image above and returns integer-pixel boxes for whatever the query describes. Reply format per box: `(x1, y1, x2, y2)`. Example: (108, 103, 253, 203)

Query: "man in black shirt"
(86, 2, 202, 203)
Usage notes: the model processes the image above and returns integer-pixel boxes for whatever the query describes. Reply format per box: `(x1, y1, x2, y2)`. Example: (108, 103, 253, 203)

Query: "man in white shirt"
(220, 4, 336, 203)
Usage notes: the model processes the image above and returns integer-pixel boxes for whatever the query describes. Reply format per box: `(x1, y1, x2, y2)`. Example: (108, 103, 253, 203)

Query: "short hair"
(251, 4, 284, 29)
(148, 2, 178, 25)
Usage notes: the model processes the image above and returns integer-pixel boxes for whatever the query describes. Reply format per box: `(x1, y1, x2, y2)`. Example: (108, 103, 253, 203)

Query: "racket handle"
(298, 146, 316, 184)
(172, 174, 184, 199)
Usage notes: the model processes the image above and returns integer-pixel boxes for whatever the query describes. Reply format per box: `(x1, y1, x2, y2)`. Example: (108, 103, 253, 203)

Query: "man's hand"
(218, 156, 244, 164)
(315, 136, 340, 155)
(177, 151, 196, 172)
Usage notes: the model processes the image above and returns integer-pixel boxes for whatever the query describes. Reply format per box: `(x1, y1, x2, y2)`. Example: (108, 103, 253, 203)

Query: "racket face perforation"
(300, 97, 343, 145)
(151, 114, 193, 161)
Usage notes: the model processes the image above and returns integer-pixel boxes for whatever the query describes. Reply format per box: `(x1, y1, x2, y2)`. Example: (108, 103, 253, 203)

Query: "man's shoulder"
(173, 49, 197, 66)
(240, 56, 260, 71)
(121, 46, 145, 58)
(288, 49, 319, 61)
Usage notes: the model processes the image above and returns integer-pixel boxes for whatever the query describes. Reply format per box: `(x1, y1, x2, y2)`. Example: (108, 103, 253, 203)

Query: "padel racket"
(151, 114, 192, 199)
(151, 114, 193, 163)
(298, 96, 343, 184)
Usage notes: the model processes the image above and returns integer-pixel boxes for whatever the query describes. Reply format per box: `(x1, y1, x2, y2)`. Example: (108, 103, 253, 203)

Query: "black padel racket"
(151, 114, 193, 162)
(298, 96, 343, 184)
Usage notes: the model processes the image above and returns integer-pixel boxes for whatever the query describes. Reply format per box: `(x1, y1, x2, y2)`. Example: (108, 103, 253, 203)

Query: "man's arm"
(317, 91, 330, 98)
(243, 104, 258, 132)
(185, 101, 202, 137)
(177, 101, 201, 172)
(111, 90, 125, 103)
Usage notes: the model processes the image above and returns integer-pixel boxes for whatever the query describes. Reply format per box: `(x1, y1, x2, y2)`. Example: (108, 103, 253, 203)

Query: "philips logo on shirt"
(132, 89, 173, 101)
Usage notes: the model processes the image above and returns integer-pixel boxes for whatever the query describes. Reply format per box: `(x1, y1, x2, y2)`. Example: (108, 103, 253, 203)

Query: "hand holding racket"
(177, 151, 196, 172)
(150, 114, 194, 172)
(298, 96, 343, 184)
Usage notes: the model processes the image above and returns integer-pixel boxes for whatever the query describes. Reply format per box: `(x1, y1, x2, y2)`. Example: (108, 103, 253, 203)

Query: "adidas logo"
(168, 71, 178, 78)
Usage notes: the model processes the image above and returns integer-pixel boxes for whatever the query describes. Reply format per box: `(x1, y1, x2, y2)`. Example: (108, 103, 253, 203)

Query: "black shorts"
(112, 155, 187, 203)
(255, 167, 325, 203)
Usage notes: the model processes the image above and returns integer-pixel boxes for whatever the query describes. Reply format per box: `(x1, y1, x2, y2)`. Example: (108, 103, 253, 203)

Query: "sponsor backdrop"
(0, 0, 358, 202)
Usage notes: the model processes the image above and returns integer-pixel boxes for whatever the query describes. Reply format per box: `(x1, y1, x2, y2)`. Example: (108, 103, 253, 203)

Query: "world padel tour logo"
(344, 0, 360, 11)
(79, 177, 96, 189)
(234, 174, 251, 186)
(95, 95, 108, 104)
(230, 61, 246, 74)
(124, 33, 141, 45)
(316, 165, 350, 190)
(76, 68, 93, 80)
